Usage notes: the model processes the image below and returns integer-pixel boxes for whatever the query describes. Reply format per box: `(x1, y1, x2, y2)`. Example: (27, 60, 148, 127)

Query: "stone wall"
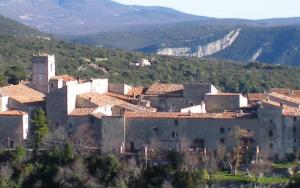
(0, 114, 28, 148)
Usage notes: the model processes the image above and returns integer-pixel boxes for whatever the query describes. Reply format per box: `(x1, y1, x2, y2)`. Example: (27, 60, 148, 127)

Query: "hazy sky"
(113, 0, 300, 19)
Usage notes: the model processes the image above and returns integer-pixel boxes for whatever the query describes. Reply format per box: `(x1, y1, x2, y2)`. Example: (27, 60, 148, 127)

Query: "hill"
(71, 22, 300, 66)
(0, 0, 201, 35)
(1, 15, 300, 93)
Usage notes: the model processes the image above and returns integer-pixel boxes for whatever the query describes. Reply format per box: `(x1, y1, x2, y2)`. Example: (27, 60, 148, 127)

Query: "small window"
(220, 127, 224, 133)
(293, 126, 297, 133)
(295, 139, 297, 143)
(10, 140, 14, 149)
(55, 122, 59, 128)
(269, 143, 273, 149)
(172, 132, 178, 138)
(268, 130, 273, 138)
(220, 138, 225, 144)
(153, 127, 159, 133)
(50, 82, 54, 89)
(270, 119, 273, 124)
(69, 123, 73, 129)
(174, 120, 178, 126)
(294, 117, 297, 122)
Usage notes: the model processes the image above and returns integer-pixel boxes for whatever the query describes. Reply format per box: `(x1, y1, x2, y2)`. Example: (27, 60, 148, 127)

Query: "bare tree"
(69, 123, 98, 156)
(229, 126, 254, 174)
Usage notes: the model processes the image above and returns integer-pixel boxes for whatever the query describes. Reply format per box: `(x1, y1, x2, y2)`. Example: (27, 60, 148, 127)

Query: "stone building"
(2, 53, 300, 162)
(30, 54, 55, 94)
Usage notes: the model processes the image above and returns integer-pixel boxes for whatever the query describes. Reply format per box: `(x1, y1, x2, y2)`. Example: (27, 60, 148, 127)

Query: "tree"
(31, 109, 48, 156)
(4, 66, 26, 85)
(229, 126, 254, 174)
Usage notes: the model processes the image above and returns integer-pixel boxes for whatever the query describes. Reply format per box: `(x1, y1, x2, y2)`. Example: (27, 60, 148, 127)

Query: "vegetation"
(1, 16, 300, 93)
(31, 109, 49, 155)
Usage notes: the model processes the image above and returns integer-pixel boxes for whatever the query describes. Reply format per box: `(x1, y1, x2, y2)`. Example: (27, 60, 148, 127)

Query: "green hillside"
(1, 16, 300, 93)
(71, 22, 300, 66)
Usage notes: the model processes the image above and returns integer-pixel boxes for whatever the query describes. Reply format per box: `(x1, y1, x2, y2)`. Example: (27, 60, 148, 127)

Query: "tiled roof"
(79, 92, 156, 112)
(51, 75, 76, 81)
(271, 88, 300, 99)
(124, 111, 254, 119)
(268, 92, 300, 104)
(283, 107, 300, 116)
(0, 110, 27, 116)
(247, 93, 267, 102)
(69, 108, 97, 116)
(261, 100, 282, 109)
(127, 86, 144, 97)
(0, 84, 45, 104)
(145, 83, 183, 95)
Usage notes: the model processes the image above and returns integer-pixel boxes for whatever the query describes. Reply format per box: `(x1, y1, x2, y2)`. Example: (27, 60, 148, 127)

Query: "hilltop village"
(1, 54, 300, 161)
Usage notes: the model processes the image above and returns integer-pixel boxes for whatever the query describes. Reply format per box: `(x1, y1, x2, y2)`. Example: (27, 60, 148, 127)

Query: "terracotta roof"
(107, 92, 134, 101)
(79, 92, 156, 112)
(69, 108, 97, 116)
(0, 84, 45, 104)
(145, 83, 183, 95)
(283, 107, 300, 116)
(271, 88, 300, 99)
(247, 93, 267, 102)
(127, 86, 144, 97)
(124, 111, 254, 119)
(0, 110, 28, 116)
(261, 100, 282, 109)
(268, 92, 300, 105)
(51, 75, 76, 82)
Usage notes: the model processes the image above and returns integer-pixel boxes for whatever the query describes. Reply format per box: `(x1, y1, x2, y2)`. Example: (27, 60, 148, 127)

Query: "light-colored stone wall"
(0, 96, 8, 112)
(183, 84, 218, 105)
(143, 96, 187, 112)
(205, 94, 248, 112)
(0, 114, 28, 148)
(100, 116, 125, 154)
(108, 83, 132, 95)
(31, 54, 55, 94)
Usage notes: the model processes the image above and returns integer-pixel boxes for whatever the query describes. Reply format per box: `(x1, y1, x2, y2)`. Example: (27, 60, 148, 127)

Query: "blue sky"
(113, 0, 300, 19)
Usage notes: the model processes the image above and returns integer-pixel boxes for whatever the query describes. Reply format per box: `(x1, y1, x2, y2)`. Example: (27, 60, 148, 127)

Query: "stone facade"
(0, 111, 28, 149)
(31, 54, 55, 94)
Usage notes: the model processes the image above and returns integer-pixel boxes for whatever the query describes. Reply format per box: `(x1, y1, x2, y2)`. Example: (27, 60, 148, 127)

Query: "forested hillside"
(1, 15, 300, 93)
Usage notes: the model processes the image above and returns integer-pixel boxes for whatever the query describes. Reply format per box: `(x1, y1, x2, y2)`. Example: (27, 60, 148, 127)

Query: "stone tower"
(31, 54, 55, 94)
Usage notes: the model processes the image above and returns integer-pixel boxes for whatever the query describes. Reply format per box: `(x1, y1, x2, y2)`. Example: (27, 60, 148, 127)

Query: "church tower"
(31, 54, 55, 94)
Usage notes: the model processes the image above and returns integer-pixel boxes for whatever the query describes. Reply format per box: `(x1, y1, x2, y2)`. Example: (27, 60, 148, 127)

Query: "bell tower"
(31, 54, 55, 94)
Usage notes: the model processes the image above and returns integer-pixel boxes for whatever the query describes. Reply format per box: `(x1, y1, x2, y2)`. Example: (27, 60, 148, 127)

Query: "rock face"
(157, 29, 241, 58)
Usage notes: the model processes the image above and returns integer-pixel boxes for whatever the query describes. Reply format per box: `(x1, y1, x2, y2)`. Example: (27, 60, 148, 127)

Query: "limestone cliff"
(157, 29, 241, 58)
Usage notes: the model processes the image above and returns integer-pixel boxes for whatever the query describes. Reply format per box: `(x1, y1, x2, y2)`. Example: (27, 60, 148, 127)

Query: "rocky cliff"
(157, 29, 241, 58)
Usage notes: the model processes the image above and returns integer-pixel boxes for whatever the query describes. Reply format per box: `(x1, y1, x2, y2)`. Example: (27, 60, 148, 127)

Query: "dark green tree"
(31, 109, 48, 156)
(4, 66, 26, 85)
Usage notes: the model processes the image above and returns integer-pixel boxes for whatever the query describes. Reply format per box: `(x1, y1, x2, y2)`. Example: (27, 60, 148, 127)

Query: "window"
(50, 82, 54, 89)
(269, 143, 273, 149)
(220, 127, 224, 133)
(174, 120, 178, 126)
(220, 138, 225, 144)
(69, 123, 73, 129)
(153, 127, 159, 133)
(10, 140, 14, 149)
(295, 139, 297, 143)
(270, 119, 273, 124)
(294, 117, 297, 122)
(55, 122, 59, 128)
(172, 132, 178, 138)
(268, 130, 273, 138)
(293, 126, 297, 133)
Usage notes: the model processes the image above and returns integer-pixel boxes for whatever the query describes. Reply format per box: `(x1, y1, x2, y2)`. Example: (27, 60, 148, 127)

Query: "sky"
(113, 0, 300, 19)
